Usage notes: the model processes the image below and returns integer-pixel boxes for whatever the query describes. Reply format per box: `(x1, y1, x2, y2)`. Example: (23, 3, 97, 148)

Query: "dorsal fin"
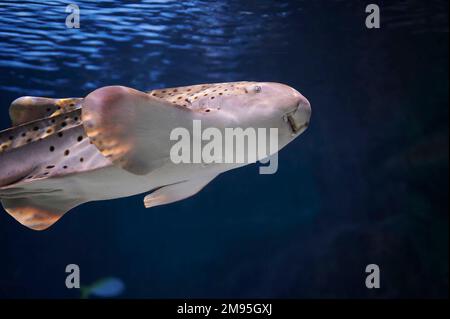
(9, 96, 83, 126)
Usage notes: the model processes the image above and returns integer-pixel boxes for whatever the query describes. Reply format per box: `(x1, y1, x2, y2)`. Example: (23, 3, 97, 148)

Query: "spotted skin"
(0, 99, 110, 187)
(0, 109, 82, 154)
(148, 81, 255, 113)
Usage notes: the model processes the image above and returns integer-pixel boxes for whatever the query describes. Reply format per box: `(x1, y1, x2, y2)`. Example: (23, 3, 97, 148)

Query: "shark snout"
(298, 94, 311, 122)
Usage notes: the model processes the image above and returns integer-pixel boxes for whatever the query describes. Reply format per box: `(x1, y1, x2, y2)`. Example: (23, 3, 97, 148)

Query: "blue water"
(0, 0, 448, 298)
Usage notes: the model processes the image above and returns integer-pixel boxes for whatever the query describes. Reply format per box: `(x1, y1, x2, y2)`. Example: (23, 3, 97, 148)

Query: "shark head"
(192, 82, 310, 148)
(150, 81, 311, 148)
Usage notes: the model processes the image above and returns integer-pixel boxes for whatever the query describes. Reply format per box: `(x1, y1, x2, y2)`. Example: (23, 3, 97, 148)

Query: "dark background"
(0, 0, 448, 298)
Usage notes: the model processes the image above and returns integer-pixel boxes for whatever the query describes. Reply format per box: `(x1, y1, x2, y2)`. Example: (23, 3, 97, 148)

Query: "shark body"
(0, 82, 311, 230)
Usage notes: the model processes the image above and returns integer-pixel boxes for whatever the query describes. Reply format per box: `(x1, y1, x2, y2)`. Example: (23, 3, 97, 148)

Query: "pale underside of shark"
(0, 82, 311, 230)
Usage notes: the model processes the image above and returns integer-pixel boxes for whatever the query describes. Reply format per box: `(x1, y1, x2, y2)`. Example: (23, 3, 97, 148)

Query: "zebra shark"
(0, 82, 311, 230)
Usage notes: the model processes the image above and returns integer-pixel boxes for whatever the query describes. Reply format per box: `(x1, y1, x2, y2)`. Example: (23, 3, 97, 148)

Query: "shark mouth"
(286, 110, 309, 134)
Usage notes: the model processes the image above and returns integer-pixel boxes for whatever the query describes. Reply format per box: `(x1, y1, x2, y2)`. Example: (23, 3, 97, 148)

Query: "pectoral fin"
(143, 174, 218, 208)
(81, 86, 192, 175)
(1, 189, 82, 230)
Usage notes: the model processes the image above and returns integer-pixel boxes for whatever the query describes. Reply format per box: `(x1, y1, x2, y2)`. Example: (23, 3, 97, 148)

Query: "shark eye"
(254, 85, 262, 93)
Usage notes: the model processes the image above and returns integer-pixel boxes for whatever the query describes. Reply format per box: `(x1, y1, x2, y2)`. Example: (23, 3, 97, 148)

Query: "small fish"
(0, 82, 311, 230)
(80, 277, 125, 299)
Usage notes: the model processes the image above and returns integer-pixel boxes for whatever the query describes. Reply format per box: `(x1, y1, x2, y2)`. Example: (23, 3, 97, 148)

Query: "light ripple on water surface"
(0, 0, 447, 96)
(0, 0, 298, 95)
